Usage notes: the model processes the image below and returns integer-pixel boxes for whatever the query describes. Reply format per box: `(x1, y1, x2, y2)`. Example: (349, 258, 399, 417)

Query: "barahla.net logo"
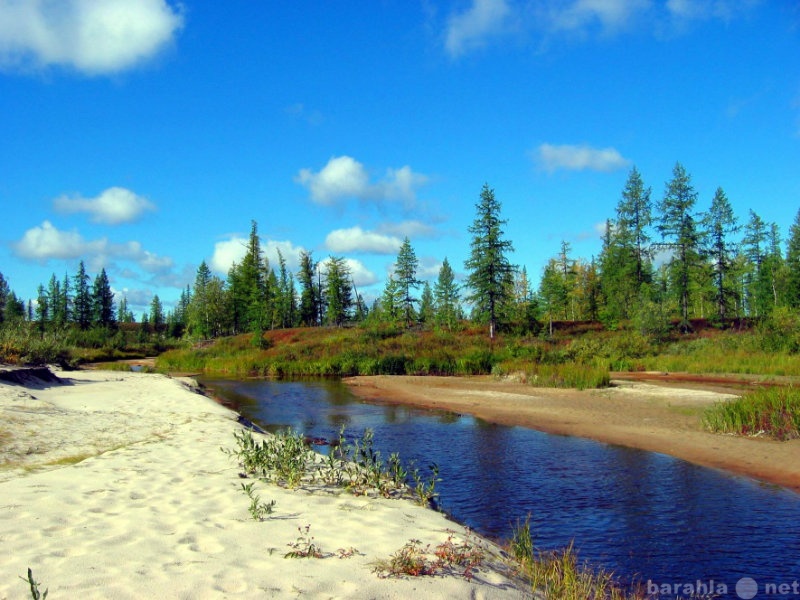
(647, 577, 800, 598)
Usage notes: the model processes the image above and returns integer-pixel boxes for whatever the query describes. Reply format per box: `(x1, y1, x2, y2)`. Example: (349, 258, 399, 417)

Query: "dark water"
(206, 378, 800, 596)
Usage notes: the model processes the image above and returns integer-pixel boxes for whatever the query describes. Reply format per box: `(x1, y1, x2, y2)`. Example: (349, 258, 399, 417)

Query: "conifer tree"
(91, 268, 116, 327)
(323, 256, 351, 326)
(464, 184, 515, 339)
(785, 210, 800, 309)
(657, 163, 702, 329)
(297, 250, 319, 326)
(394, 237, 422, 327)
(702, 187, 739, 322)
(433, 258, 460, 331)
(73, 261, 92, 329)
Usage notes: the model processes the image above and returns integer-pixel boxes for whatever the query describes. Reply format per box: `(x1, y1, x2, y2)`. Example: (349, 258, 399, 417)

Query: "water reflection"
(205, 377, 800, 590)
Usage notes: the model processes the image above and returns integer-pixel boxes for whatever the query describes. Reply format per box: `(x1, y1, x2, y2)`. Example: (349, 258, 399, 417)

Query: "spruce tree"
(464, 184, 515, 339)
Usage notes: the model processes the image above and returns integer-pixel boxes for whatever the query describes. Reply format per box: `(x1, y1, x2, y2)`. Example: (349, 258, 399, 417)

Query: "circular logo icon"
(736, 577, 758, 599)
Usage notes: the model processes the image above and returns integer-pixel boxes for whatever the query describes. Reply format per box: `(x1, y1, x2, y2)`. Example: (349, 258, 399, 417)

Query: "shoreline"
(344, 375, 800, 495)
(0, 369, 528, 599)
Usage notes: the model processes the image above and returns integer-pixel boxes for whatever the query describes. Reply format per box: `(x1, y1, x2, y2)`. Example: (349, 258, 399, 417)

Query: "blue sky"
(1, 0, 798, 315)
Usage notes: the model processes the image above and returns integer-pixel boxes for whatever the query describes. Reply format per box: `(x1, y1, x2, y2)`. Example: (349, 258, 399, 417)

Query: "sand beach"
(0, 369, 527, 599)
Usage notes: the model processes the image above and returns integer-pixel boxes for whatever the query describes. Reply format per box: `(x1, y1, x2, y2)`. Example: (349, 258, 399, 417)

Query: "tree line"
(1, 163, 799, 342)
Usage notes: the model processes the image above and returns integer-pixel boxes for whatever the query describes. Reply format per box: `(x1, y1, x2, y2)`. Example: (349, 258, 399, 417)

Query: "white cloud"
(13, 220, 90, 260)
(209, 235, 307, 275)
(53, 187, 156, 224)
(536, 143, 631, 172)
(325, 227, 402, 255)
(319, 256, 378, 288)
(210, 236, 247, 274)
(0, 0, 183, 75)
(295, 156, 428, 207)
(445, 0, 512, 57)
(549, 0, 649, 33)
(13, 220, 176, 282)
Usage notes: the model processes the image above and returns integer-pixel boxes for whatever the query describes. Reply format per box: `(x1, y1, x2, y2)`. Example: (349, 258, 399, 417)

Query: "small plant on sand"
(373, 539, 432, 577)
(285, 524, 324, 559)
(410, 462, 440, 507)
(20, 568, 48, 600)
(240, 481, 276, 520)
(372, 530, 485, 580)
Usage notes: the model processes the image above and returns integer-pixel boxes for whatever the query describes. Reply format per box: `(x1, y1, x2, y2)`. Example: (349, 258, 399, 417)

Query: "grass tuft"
(703, 386, 800, 440)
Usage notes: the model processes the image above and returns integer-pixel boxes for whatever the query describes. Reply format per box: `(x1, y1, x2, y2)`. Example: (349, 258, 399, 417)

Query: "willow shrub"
(703, 387, 800, 440)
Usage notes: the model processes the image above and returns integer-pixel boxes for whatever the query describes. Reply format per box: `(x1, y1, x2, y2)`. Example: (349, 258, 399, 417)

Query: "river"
(205, 377, 800, 596)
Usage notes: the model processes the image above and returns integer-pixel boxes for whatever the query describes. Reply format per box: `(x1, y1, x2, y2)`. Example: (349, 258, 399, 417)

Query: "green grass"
(509, 515, 647, 599)
(703, 387, 800, 440)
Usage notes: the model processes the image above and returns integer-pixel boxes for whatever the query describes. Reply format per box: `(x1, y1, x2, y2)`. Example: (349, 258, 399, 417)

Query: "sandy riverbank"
(0, 369, 528, 599)
(345, 375, 800, 494)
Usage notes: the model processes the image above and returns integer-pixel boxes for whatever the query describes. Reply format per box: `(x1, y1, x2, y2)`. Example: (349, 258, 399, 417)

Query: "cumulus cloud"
(210, 236, 247, 274)
(445, 0, 512, 57)
(295, 156, 428, 208)
(0, 0, 184, 75)
(536, 143, 631, 172)
(209, 235, 307, 274)
(319, 256, 378, 288)
(53, 187, 156, 224)
(325, 227, 402, 255)
(13, 220, 175, 279)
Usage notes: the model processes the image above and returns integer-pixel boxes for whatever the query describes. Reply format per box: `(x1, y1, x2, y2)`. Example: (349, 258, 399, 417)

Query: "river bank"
(0, 368, 527, 599)
(345, 375, 800, 494)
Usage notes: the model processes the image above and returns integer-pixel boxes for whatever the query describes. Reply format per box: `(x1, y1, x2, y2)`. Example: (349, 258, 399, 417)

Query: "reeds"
(509, 515, 647, 599)
(703, 387, 800, 440)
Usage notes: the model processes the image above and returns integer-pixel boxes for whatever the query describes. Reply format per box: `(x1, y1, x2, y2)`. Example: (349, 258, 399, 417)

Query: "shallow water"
(207, 377, 800, 594)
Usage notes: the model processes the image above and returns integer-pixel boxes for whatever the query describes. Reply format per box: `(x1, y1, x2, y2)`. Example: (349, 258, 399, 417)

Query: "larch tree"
(323, 256, 352, 326)
(702, 187, 739, 322)
(657, 163, 702, 329)
(785, 210, 800, 309)
(73, 261, 92, 329)
(91, 268, 115, 327)
(464, 184, 515, 339)
(394, 237, 422, 327)
(433, 257, 460, 332)
(297, 250, 319, 326)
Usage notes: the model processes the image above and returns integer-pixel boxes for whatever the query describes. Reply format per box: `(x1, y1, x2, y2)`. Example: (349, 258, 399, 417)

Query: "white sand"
(0, 370, 528, 599)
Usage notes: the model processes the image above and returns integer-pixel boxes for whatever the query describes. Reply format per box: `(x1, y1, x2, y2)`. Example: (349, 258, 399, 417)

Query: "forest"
(2, 162, 800, 370)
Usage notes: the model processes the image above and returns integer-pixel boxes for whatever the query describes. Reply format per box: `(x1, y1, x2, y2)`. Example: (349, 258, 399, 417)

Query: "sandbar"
(345, 375, 800, 494)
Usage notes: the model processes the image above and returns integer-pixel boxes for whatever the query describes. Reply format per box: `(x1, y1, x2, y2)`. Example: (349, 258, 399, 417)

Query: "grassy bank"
(703, 387, 800, 440)
(156, 325, 615, 388)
